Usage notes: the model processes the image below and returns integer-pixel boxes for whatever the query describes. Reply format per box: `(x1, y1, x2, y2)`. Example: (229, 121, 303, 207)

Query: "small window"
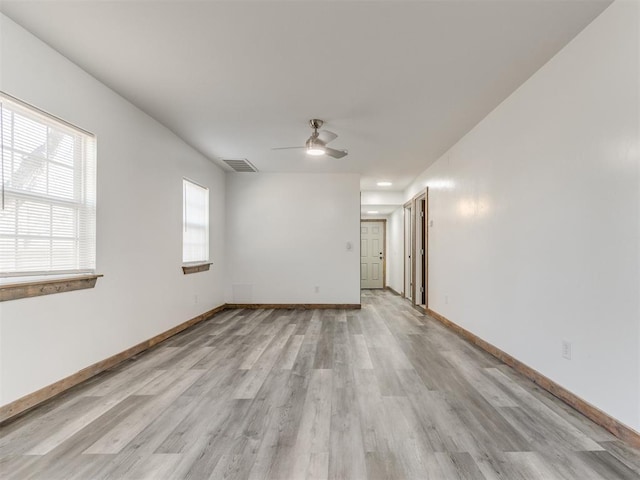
(0, 92, 97, 278)
(182, 178, 209, 264)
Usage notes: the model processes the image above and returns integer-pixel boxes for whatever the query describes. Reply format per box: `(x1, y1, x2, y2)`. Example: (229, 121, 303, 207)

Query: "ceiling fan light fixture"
(306, 146, 325, 156)
(305, 136, 326, 156)
(273, 119, 347, 159)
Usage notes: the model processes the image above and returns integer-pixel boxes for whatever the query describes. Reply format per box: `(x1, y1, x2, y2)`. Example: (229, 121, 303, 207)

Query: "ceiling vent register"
(223, 159, 258, 172)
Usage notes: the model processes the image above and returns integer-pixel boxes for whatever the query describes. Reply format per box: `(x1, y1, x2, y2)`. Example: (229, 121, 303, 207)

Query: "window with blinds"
(182, 178, 209, 264)
(0, 92, 97, 277)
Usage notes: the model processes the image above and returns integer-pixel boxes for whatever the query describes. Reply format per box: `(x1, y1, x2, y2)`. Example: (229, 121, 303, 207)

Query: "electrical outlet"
(562, 340, 572, 360)
(314, 286, 320, 293)
(445, 295, 449, 304)
(194, 294, 199, 305)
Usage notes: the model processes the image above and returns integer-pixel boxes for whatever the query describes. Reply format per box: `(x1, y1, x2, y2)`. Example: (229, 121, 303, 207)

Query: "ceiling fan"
(272, 119, 348, 159)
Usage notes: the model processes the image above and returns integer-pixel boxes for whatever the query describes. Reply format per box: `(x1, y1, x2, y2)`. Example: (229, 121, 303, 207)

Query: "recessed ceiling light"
(367, 210, 379, 214)
(377, 181, 392, 187)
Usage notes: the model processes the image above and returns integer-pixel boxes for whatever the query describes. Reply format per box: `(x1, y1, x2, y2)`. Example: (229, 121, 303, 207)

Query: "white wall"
(386, 207, 404, 294)
(0, 15, 226, 406)
(403, 0, 640, 430)
(225, 173, 360, 305)
(361, 191, 405, 206)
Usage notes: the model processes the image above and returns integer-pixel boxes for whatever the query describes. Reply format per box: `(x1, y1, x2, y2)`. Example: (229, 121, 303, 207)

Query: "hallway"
(1, 290, 639, 479)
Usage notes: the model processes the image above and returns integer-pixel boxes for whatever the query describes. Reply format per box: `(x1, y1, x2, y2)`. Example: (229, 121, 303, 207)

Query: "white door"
(361, 221, 385, 289)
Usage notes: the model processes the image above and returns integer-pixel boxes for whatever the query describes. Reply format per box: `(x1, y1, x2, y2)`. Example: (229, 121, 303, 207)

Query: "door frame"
(361, 219, 387, 289)
(413, 192, 426, 307)
(403, 201, 412, 299)
(404, 188, 429, 309)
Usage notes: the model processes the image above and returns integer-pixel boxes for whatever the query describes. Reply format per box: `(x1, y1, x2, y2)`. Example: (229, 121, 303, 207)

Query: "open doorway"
(404, 189, 428, 309)
(403, 202, 412, 301)
(414, 192, 427, 308)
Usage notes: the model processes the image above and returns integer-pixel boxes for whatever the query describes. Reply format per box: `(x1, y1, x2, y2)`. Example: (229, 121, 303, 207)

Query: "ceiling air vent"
(223, 159, 258, 173)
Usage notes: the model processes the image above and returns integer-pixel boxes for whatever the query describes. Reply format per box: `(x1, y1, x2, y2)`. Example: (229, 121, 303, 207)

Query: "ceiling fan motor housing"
(305, 132, 325, 149)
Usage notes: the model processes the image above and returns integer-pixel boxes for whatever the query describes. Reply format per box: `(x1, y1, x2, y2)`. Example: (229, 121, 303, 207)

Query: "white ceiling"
(1, 0, 611, 193)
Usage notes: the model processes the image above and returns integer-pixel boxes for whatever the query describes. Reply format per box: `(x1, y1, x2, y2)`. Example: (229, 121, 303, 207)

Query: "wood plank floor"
(2, 290, 640, 479)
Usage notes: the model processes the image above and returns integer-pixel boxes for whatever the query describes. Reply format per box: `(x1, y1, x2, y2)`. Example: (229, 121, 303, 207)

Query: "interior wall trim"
(224, 303, 361, 310)
(385, 286, 402, 297)
(0, 301, 362, 424)
(0, 274, 103, 302)
(426, 307, 640, 449)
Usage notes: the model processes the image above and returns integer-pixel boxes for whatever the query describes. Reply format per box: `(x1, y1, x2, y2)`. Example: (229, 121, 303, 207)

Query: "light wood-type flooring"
(2, 290, 640, 479)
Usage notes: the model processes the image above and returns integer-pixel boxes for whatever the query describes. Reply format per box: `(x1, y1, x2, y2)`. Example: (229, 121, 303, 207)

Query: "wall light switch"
(346, 241, 352, 251)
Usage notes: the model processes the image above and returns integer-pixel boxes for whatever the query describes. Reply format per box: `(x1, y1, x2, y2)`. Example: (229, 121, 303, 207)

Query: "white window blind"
(0, 92, 96, 277)
(182, 178, 209, 263)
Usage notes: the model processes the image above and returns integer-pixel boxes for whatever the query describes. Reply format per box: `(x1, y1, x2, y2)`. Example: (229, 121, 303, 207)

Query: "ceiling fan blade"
(318, 130, 338, 144)
(325, 147, 348, 159)
(271, 146, 305, 150)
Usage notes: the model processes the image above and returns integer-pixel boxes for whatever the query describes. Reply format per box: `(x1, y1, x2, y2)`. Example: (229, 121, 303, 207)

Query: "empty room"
(0, 0, 639, 479)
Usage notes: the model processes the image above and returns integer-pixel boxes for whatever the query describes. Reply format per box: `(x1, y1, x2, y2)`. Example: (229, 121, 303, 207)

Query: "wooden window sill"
(0, 274, 103, 302)
(182, 263, 212, 275)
